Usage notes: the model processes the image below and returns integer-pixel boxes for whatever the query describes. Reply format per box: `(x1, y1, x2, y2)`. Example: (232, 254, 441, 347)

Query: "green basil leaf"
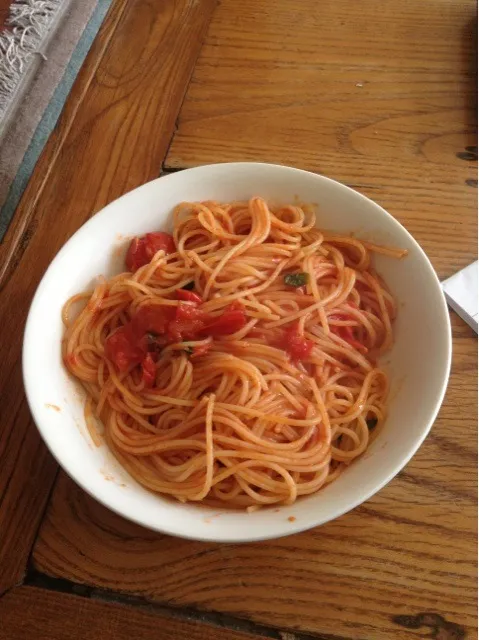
(284, 272, 309, 287)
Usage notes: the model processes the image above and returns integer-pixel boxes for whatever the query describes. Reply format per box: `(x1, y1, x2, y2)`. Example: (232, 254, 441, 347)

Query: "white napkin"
(442, 261, 478, 333)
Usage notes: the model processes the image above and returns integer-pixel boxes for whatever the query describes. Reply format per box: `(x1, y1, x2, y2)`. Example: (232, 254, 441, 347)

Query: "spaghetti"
(62, 197, 407, 509)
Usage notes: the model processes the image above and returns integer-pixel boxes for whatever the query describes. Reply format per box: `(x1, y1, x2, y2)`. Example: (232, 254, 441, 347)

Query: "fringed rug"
(0, 0, 113, 241)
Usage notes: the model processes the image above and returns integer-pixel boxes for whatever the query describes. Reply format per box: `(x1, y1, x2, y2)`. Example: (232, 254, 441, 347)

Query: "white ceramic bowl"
(23, 163, 451, 542)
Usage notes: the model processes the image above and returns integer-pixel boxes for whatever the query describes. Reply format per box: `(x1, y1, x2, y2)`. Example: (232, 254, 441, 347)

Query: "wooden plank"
(165, 0, 477, 279)
(0, 586, 271, 640)
(33, 311, 476, 640)
(0, 0, 216, 595)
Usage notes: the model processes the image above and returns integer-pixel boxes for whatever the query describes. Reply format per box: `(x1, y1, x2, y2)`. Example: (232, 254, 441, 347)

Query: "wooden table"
(1, 1, 477, 638)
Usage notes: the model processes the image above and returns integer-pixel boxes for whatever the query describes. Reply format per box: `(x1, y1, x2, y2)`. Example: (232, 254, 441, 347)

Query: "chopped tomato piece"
(199, 304, 247, 337)
(105, 305, 175, 371)
(168, 303, 211, 341)
(132, 304, 176, 338)
(278, 322, 314, 361)
(177, 301, 207, 321)
(176, 289, 203, 304)
(144, 232, 175, 258)
(126, 238, 149, 272)
(126, 232, 175, 271)
(141, 353, 156, 387)
(104, 326, 144, 371)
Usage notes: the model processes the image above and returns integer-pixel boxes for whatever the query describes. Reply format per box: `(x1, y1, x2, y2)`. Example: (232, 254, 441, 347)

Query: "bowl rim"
(22, 162, 452, 542)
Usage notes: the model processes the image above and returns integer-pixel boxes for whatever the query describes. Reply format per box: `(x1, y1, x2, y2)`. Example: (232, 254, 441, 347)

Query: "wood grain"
(166, 0, 477, 279)
(0, 0, 216, 595)
(0, 586, 271, 640)
(33, 311, 477, 640)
